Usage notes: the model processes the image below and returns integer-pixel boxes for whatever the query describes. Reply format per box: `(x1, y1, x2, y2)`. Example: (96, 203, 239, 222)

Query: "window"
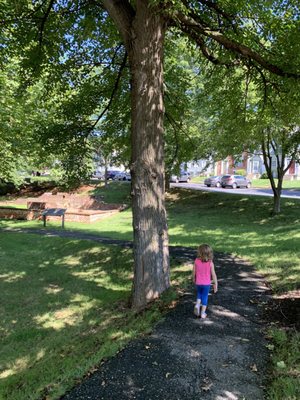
(253, 161, 259, 173)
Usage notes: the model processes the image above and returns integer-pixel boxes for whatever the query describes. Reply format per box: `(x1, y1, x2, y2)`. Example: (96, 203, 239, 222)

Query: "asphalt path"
(171, 182, 300, 200)
(58, 243, 270, 400)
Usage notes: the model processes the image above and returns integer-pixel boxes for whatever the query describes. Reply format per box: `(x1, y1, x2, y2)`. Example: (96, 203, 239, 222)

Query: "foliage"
(192, 52, 300, 212)
(235, 169, 246, 176)
(260, 173, 269, 179)
(1, 1, 299, 184)
(164, 35, 205, 174)
(0, 61, 40, 185)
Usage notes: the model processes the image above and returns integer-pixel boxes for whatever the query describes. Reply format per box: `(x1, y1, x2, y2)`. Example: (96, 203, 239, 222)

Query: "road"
(171, 182, 300, 200)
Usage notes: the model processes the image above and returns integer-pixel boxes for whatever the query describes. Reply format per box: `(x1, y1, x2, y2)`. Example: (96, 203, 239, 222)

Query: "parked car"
(106, 170, 120, 180)
(92, 171, 104, 180)
(221, 175, 251, 189)
(170, 172, 191, 183)
(113, 172, 131, 181)
(204, 175, 222, 188)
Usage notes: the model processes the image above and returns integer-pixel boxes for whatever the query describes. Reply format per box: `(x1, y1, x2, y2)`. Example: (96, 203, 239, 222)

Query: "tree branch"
(91, 51, 128, 129)
(190, 31, 239, 67)
(102, 0, 135, 45)
(173, 11, 300, 79)
(195, 0, 237, 30)
(38, 0, 56, 48)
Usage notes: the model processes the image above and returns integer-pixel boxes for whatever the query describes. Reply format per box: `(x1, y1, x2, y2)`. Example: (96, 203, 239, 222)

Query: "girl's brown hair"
(197, 244, 213, 261)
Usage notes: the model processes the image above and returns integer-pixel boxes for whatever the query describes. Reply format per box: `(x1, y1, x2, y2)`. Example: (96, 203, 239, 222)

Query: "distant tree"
(194, 60, 300, 214)
(260, 125, 300, 214)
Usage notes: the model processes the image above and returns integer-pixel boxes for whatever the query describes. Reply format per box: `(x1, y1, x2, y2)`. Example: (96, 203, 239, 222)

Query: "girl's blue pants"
(196, 285, 210, 306)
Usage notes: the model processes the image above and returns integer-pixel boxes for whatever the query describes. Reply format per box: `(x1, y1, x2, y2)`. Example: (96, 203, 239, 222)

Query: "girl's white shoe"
(194, 305, 200, 317)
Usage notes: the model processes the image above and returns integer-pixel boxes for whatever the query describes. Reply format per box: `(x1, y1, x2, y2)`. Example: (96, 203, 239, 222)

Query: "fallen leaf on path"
(250, 364, 258, 372)
(201, 382, 212, 392)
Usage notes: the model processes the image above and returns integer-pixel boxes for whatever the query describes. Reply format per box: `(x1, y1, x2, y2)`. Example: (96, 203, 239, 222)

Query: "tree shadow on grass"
(0, 234, 140, 400)
(0, 228, 192, 400)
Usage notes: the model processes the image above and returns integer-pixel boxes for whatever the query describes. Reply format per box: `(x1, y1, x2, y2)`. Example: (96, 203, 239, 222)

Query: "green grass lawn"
(92, 181, 132, 204)
(0, 204, 27, 209)
(166, 189, 300, 293)
(0, 183, 299, 399)
(2, 185, 299, 293)
(0, 231, 190, 400)
(251, 178, 300, 189)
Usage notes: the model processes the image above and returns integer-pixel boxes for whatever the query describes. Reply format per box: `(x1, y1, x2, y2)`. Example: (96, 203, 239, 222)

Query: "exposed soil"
(264, 291, 300, 330)
(8, 182, 99, 199)
(12, 182, 58, 198)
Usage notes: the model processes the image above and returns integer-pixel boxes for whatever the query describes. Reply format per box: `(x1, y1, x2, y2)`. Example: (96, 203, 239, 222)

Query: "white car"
(92, 171, 104, 180)
(170, 172, 190, 183)
(113, 172, 131, 181)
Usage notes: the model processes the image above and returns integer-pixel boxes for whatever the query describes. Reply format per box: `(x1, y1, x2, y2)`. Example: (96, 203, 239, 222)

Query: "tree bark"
(103, 0, 170, 310)
(273, 189, 281, 214)
(129, 3, 170, 310)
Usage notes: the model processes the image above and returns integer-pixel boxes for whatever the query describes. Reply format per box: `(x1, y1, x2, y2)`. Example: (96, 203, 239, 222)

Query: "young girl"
(193, 244, 218, 318)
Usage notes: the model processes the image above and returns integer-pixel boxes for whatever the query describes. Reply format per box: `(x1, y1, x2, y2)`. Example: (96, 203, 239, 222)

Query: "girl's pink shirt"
(195, 258, 212, 285)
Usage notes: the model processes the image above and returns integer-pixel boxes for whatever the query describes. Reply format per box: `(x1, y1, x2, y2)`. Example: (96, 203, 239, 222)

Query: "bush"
(0, 181, 17, 195)
(235, 169, 246, 176)
(260, 173, 269, 179)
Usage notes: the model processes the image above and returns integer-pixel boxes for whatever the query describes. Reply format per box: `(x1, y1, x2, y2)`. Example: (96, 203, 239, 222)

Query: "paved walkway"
(2, 228, 270, 399)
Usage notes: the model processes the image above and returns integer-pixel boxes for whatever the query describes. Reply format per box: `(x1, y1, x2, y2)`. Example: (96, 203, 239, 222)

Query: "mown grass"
(166, 189, 300, 293)
(0, 231, 190, 400)
(92, 181, 131, 204)
(0, 204, 27, 209)
(0, 182, 299, 399)
(2, 185, 298, 293)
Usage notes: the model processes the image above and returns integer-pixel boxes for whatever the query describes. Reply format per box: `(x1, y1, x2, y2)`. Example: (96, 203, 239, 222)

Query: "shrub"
(235, 169, 246, 176)
(260, 173, 269, 179)
(0, 181, 17, 195)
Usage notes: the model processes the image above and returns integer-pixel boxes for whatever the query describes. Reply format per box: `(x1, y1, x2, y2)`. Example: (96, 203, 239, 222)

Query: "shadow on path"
(2, 228, 270, 399)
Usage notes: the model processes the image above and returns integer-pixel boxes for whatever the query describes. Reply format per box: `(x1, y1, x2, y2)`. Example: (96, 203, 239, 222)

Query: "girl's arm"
(193, 261, 196, 283)
(211, 262, 218, 293)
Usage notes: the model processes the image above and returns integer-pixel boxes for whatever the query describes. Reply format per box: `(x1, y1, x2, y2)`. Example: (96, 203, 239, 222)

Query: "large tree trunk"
(128, 3, 170, 310)
(102, 0, 170, 310)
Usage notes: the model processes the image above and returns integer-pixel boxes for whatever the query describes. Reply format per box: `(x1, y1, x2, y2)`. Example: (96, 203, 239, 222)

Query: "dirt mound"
(16, 182, 58, 198)
(14, 183, 99, 199)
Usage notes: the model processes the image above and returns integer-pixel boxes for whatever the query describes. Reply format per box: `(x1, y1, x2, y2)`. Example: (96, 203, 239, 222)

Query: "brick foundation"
(0, 192, 126, 224)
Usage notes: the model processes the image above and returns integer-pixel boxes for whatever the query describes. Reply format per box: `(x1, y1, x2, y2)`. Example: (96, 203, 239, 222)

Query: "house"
(214, 152, 300, 180)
